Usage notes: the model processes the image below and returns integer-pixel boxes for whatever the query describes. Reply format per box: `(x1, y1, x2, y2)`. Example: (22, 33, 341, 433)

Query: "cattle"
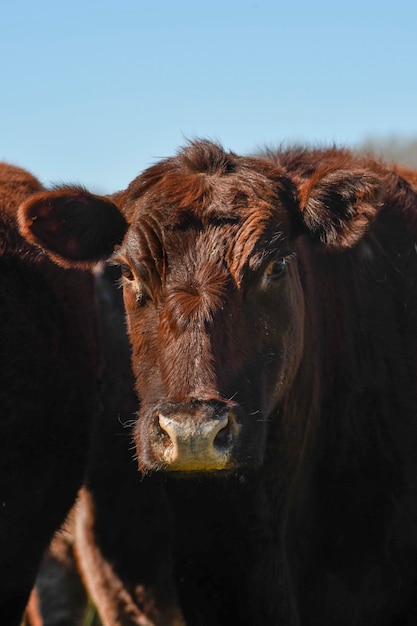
(18, 141, 417, 625)
(0, 162, 126, 625)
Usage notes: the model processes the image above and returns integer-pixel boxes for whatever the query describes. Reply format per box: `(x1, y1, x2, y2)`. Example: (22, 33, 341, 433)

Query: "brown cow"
(0, 162, 126, 625)
(18, 141, 417, 625)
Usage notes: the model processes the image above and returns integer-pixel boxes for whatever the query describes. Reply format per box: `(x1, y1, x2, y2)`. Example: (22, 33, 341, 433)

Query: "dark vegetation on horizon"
(359, 136, 417, 168)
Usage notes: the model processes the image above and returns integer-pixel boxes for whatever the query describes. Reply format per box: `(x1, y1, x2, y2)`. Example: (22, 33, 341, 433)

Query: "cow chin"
(135, 400, 267, 475)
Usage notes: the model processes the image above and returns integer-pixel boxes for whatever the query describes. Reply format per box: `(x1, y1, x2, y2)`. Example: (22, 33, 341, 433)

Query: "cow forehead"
(117, 143, 297, 284)
(123, 205, 291, 286)
(125, 184, 291, 264)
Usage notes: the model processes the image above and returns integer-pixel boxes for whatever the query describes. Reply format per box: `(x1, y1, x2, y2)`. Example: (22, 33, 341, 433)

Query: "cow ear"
(297, 167, 382, 249)
(18, 188, 128, 269)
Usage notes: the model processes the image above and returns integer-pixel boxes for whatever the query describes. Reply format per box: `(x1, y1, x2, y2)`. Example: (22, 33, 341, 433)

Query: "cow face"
(114, 175, 305, 474)
(18, 141, 381, 475)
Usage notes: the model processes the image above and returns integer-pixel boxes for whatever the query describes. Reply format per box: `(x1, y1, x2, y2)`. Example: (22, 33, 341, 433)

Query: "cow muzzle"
(155, 400, 241, 472)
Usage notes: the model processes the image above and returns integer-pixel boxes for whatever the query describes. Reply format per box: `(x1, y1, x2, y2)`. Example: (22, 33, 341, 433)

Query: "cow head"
(18, 141, 381, 475)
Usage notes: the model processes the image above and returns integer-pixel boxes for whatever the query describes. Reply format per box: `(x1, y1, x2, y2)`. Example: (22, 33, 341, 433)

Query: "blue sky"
(1, 0, 416, 193)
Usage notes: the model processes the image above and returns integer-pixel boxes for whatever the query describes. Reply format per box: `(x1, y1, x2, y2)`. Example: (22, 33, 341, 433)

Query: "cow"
(18, 141, 417, 625)
(0, 162, 126, 625)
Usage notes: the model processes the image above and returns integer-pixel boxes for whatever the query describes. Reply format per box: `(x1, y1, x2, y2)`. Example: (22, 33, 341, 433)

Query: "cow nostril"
(158, 415, 174, 444)
(159, 424, 171, 444)
(213, 413, 233, 450)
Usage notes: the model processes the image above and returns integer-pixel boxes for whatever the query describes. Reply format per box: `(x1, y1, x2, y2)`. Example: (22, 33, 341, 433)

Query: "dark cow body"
(0, 163, 96, 624)
(18, 142, 417, 625)
(0, 163, 125, 625)
(73, 264, 184, 626)
(26, 265, 184, 626)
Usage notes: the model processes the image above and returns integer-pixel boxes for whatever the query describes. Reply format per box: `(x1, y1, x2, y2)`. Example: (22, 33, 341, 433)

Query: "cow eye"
(120, 264, 134, 281)
(264, 257, 288, 280)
